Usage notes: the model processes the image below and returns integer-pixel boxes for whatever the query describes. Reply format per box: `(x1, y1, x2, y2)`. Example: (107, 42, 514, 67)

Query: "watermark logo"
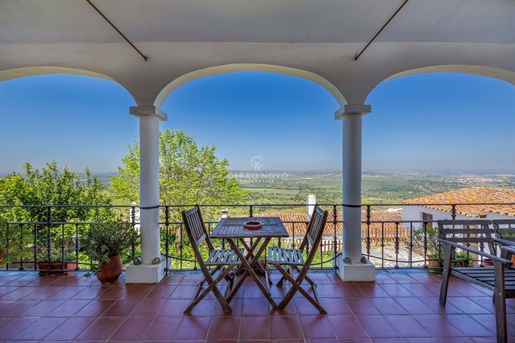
(230, 156, 288, 184)
(251, 156, 264, 171)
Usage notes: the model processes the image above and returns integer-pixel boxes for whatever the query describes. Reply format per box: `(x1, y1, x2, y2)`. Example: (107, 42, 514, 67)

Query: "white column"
(126, 105, 167, 283)
(335, 104, 375, 281)
(139, 114, 161, 264)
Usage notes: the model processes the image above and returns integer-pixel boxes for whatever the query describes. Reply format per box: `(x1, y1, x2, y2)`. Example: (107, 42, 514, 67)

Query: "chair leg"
(184, 265, 236, 314)
(439, 244, 454, 305)
(274, 263, 326, 313)
(493, 261, 507, 343)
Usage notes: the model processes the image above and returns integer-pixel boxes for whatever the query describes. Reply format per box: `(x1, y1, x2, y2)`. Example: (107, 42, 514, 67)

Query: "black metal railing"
(1, 202, 513, 274)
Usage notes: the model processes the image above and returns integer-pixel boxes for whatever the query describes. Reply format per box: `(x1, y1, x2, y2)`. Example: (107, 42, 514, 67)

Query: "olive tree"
(111, 129, 248, 213)
(110, 129, 249, 252)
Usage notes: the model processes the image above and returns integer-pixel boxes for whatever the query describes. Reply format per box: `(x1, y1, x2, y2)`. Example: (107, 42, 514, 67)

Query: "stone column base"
(335, 255, 376, 282)
(125, 260, 166, 283)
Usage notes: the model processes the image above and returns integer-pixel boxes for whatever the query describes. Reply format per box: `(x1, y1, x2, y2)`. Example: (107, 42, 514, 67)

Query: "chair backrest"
(301, 205, 329, 264)
(438, 219, 495, 254)
(181, 205, 215, 257)
(493, 219, 515, 242)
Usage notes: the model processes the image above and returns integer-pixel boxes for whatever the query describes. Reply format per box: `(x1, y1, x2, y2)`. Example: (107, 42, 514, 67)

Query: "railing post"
(332, 204, 338, 271)
(366, 205, 371, 259)
(46, 206, 52, 270)
(74, 224, 80, 271)
(165, 206, 170, 273)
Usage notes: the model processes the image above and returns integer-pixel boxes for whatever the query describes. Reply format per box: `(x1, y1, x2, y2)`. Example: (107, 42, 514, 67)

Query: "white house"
(402, 187, 515, 229)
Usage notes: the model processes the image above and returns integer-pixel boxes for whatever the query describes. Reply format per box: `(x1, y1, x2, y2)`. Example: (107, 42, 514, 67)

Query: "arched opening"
(160, 70, 341, 173)
(363, 72, 514, 173)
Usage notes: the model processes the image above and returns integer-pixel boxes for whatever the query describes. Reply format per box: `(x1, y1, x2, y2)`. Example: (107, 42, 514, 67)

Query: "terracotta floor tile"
(379, 284, 416, 297)
(101, 298, 142, 317)
(12, 317, 68, 340)
(345, 298, 382, 315)
(417, 296, 463, 314)
(73, 284, 105, 299)
(333, 282, 366, 298)
(74, 299, 116, 317)
(97, 285, 128, 299)
(395, 297, 437, 315)
(159, 298, 191, 316)
(411, 314, 466, 337)
(270, 315, 303, 340)
(355, 283, 390, 298)
(18, 299, 66, 317)
(147, 285, 177, 299)
(0, 299, 39, 317)
(107, 316, 154, 341)
(46, 299, 91, 316)
(174, 316, 211, 340)
(299, 315, 336, 339)
(316, 283, 344, 298)
(75, 316, 125, 341)
(122, 284, 155, 299)
(44, 285, 85, 299)
(402, 283, 438, 297)
(446, 297, 491, 314)
(369, 297, 408, 315)
(206, 316, 241, 340)
(444, 314, 495, 337)
(171, 285, 198, 299)
(242, 297, 271, 316)
(239, 316, 271, 340)
(44, 317, 97, 341)
(0, 286, 38, 300)
(141, 316, 182, 340)
(327, 314, 368, 338)
(383, 314, 432, 338)
(130, 298, 166, 317)
(0, 317, 39, 340)
(356, 314, 400, 338)
(0, 270, 508, 342)
(0, 286, 19, 297)
(319, 297, 353, 315)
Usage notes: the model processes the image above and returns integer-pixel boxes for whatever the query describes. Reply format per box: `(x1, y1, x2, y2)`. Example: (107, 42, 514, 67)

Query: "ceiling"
(1, 0, 514, 112)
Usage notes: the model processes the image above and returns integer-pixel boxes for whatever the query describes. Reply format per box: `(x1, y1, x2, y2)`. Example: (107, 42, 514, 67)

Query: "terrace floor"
(0, 269, 514, 343)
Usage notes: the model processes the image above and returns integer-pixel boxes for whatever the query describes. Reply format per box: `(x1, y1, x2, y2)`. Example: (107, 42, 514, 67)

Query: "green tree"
(111, 129, 249, 218)
(0, 162, 114, 264)
(0, 162, 112, 223)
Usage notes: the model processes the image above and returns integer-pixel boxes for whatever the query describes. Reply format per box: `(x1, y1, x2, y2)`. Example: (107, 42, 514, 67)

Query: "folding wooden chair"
(181, 205, 241, 313)
(438, 219, 514, 343)
(266, 205, 329, 313)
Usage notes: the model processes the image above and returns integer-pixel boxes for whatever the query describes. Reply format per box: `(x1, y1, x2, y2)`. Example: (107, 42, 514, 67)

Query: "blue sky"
(0, 71, 514, 174)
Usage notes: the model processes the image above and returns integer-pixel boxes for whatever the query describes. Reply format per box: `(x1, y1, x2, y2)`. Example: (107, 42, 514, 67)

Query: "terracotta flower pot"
(96, 254, 122, 284)
(38, 260, 77, 276)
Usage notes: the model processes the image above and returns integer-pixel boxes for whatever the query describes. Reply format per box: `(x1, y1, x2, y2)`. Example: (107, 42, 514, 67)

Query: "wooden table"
(210, 217, 289, 307)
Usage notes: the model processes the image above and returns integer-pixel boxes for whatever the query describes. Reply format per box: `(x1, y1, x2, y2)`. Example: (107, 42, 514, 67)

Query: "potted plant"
(81, 220, 139, 284)
(36, 243, 77, 276)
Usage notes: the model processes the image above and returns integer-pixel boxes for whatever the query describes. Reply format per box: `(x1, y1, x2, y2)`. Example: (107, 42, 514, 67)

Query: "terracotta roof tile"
(253, 210, 403, 236)
(403, 187, 515, 217)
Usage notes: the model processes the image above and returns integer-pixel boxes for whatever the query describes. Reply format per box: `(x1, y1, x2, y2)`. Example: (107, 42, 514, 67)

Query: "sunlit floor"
(0, 269, 514, 343)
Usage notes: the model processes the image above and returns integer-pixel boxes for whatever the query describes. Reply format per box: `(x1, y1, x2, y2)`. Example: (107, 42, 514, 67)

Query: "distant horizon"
(1, 168, 514, 179)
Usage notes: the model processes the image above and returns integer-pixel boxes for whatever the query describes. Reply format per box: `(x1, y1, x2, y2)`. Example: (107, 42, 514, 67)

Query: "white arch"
(0, 66, 137, 104)
(383, 64, 515, 87)
(154, 64, 347, 110)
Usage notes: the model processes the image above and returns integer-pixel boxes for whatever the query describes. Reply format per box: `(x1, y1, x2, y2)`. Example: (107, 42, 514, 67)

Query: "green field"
(236, 171, 515, 210)
(92, 170, 515, 212)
